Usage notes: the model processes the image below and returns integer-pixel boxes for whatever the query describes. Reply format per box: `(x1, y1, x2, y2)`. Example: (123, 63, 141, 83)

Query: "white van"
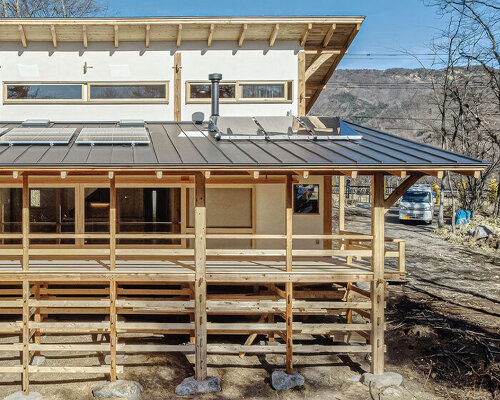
(398, 184, 434, 224)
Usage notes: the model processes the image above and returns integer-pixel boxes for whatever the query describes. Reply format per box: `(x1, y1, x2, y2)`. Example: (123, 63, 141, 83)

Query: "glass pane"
(117, 188, 181, 245)
(6, 84, 82, 100)
(294, 184, 319, 214)
(241, 84, 285, 99)
(0, 188, 22, 245)
(85, 188, 110, 245)
(189, 84, 236, 99)
(30, 188, 75, 245)
(90, 84, 166, 99)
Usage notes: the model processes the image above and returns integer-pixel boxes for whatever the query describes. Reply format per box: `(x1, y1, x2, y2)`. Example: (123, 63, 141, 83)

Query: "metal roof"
(0, 120, 488, 170)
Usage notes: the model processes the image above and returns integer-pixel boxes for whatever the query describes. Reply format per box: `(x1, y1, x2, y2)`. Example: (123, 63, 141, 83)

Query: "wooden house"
(0, 16, 488, 395)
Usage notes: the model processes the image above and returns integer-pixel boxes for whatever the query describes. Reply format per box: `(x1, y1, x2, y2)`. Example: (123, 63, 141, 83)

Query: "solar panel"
(215, 117, 261, 136)
(0, 127, 77, 145)
(76, 127, 151, 145)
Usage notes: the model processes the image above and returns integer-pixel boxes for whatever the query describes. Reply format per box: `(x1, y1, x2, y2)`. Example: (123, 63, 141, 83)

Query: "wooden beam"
(82, 25, 88, 48)
(423, 170, 444, 179)
(269, 24, 280, 47)
(173, 52, 182, 122)
(18, 25, 27, 48)
(285, 174, 293, 374)
(340, 170, 358, 179)
(207, 24, 214, 47)
(194, 172, 207, 381)
(384, 174, 422, 212)
(300, 23, 312, 47)
(176, 24, 182, 48)
(238, 23, 247, 47)
(322, 23, 336, 47)
(145, 24, 150, 48)
(459, 170, 482, 178)
(50, 24, 57, 48)
(305, 52, 335, 81)
(323, 176, 333, 250)
(114, 24, 118, 48)
(298, 51, 306, 116)
(371, 173, 385, 374)
(387, 170, 407, 178)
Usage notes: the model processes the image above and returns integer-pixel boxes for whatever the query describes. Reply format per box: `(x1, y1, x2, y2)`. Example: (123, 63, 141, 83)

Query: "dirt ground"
(0, 205, 498, 400)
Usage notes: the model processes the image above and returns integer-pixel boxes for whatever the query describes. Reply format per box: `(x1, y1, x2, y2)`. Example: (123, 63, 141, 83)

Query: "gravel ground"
(0, 205, 498, 400)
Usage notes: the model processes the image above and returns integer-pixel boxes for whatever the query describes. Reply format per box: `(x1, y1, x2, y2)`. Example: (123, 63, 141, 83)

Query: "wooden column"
(370, 173, 385, 374)
(75, 184, 85, 247)
(285, 175, 293, 374)
(174, 52, 182, 122)
(323, 176, 333, 249)
(194, 172, 207, 381)
(338, 175, 345, 235)
(297, 51, 306, 116)
(109, 176, 117, 382)
(22, 280, 30, 395)
(22, 175, 29, 271)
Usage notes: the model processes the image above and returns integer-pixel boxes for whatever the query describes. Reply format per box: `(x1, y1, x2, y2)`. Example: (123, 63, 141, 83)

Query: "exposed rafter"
(300, 23, 312, 47)
(114, 25, 118, 48)
(176, 24, 182, 48)
(238, 23, 247, 47)
(305, 53, 335, 81)
(145, 24, 150, 48)
(18, 25, 27, 48)
(269, 24, 279, 47)
(207, 23, 214, 47)
(50, 24, 57, 48)
(322, 24, 336, 47)
(82, 25, 88, 48)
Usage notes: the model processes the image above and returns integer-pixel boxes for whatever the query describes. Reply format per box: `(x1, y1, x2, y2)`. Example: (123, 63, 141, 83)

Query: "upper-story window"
(88, 82, 169, 103)
(4, 83, 84, 103)
(186, 81, 292, 103)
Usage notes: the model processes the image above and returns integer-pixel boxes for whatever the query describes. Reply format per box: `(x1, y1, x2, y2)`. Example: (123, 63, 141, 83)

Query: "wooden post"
(174, 52, 182, 122)
(194, 172, 207, 381)
(109, 176, 117, 382)
(22, 280, 29, 394)
(371, 173, 385, 374)
(298, 51, 306, 116)
(285, 174, 293, 374)
(323, 176, 333, 249)
(338, 175, 345, 235)
(22, 175, 29, 271)
(75, 184, 85, 247)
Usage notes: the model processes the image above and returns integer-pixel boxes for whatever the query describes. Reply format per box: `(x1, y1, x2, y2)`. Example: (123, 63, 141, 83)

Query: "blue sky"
(107, 0, 446, 70)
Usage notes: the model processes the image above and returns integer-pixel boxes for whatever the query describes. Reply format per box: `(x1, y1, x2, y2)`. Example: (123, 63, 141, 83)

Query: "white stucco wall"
(0, 41, 300, 122)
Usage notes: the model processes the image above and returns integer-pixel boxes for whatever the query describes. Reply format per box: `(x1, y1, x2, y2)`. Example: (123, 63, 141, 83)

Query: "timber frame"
(0, 166, 472, 395)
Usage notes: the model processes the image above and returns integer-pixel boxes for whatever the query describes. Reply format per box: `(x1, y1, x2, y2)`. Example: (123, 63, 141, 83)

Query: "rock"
(104, 354, 129, 364)
(92, 380, 143, 400)
(407, 325, 437, 339)
(30, 355, 46, 366)
(360, 372, 403, 389)
(473, 225, 494, 240)
(347, 375, 361, 382)
(3, 393, 42, 400)
(175, 376, 221, 396)
(271, 371, 305, 391)
(382, 387, 400, 396)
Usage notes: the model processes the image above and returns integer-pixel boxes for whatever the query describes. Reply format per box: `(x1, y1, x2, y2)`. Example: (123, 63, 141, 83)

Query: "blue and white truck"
(398, 184, 435, 224)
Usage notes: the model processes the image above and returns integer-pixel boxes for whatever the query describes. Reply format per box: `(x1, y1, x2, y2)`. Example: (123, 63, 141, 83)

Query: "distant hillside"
(309, 68, 446, 145)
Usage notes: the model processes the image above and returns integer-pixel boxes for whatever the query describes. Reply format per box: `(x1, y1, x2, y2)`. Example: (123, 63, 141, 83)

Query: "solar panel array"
(214, 116, 362, 141)
(0, 127, 77, 145)
(76, 127, 151, 145)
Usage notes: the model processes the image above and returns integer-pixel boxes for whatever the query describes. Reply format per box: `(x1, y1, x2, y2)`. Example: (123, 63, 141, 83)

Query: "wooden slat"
(269, 23, 279, 47)
(322, 23, 336, 47)
(300, 23, 312, 47)
(238, 23, 247, 47)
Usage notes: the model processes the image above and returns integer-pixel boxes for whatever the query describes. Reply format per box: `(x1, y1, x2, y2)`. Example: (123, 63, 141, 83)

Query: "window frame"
(185, 80, 293, 104)
(3, 82, 85, 104)
(87, 82, 169, 103)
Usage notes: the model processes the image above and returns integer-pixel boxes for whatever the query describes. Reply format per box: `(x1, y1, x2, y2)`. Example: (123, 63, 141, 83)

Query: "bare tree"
(0, 0, 106, 17)
(425, 0, 500, 216)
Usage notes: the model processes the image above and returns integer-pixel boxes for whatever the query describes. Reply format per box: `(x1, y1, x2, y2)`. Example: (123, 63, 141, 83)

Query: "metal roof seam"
(160, 124, 183, 164)
(246, 140, 285, 164)
(187, 123, 235, 164)
(357, 137, 429, 163)
(329, 140, 383, 163)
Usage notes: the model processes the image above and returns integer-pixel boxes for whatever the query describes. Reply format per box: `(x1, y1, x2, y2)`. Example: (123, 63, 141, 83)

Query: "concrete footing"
(360, 372, 403, 389)
(271, 371, 305, 390)
(92, 380, 143, 400)
(175, 376, 221, 396)
(3, 392, 42, 400)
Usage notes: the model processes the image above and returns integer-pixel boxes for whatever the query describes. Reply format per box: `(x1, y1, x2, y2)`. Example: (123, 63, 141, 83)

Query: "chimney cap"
(208, 73, 222, 81)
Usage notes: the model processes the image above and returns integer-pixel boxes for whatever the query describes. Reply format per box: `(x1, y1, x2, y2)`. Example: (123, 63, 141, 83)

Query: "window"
(117, 188, 181, 245)
(186, 81, 292, 103)
(188, 83, 236, 100)
(84, 188, 110, 244)
(240, 83, 285, 99)
(88, 82, 169, 102)
(4, 83, 83, 102)
(0, 188, 22, 244)
(294, 184, 319, 214)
